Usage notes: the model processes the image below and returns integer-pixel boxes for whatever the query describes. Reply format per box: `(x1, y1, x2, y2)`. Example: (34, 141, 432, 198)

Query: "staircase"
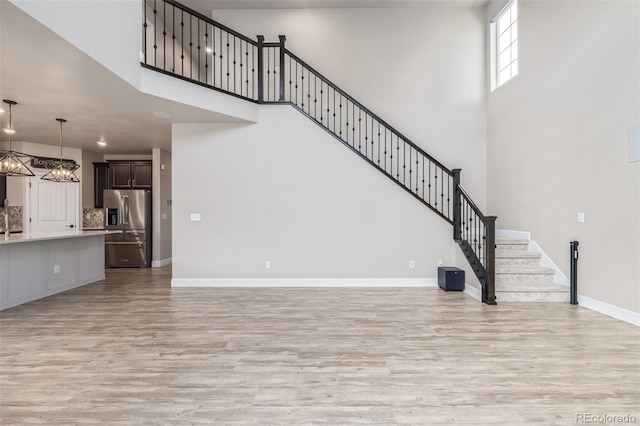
(495, 239, 569, 302)
(143, 0, 500, 302)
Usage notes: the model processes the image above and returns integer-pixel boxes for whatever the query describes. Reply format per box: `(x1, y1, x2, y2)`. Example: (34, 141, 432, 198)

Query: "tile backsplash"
(0, 206, 23, 232)
(83, 208, 104, 229)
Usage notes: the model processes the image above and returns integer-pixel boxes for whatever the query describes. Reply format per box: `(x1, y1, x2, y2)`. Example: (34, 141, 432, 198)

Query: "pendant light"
(0, 100, 35, 177)
(41, 118, 80, 183)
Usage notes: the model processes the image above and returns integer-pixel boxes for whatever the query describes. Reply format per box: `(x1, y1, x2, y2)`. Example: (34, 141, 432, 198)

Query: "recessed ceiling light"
(96, 140, 107, 147)
(2, 128, 15, 134)
(206, 47, 212, 53)
(153, 111, 172, 119)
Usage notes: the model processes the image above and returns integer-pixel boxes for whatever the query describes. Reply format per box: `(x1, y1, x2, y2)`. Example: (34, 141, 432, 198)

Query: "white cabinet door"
(28, 178, 78, 233)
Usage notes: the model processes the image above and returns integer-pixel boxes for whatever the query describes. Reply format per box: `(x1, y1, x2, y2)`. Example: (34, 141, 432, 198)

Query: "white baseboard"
(172, 277, 438, 288)
(464, 284, 482, 301)
(578, 295, 640, 327)
(151, 258, 172, 268)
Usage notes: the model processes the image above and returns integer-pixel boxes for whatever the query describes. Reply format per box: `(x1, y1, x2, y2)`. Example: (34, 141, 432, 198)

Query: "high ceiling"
(0, 0, 488, 155)
(183, 0, 489, 12)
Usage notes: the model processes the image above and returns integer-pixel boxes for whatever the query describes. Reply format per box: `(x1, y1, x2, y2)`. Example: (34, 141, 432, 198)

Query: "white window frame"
(490, 0, 518, 91)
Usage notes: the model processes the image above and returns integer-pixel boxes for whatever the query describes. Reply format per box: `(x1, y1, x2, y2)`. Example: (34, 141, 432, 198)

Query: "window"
(491, 0, 518, 90)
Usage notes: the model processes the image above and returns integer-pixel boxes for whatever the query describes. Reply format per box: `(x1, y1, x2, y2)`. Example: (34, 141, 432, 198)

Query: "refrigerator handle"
(123, 195, 129, 225)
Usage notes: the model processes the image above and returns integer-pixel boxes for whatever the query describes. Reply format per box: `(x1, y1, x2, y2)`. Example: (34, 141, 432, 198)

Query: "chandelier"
(41, 118, 80, 183)
(0, 100, 35, 177)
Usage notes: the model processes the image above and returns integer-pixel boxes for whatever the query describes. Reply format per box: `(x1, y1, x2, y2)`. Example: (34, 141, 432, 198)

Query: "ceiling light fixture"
(96, 140, 107, 147)
(41, 118, 80, 183)
(0, 100, 35, 177)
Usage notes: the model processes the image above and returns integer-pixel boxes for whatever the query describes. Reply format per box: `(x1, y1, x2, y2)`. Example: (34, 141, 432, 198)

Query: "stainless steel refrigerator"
(103, 189, 152, 267)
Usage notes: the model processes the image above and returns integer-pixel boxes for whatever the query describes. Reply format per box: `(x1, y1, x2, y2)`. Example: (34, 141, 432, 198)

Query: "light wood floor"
(1, 266, 638, 425)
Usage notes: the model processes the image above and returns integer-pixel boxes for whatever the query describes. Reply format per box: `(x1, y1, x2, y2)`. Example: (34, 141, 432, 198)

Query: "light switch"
(190, 213, 201, 222)
(577, 212, 585, 223)
(161, 214, 167, 220)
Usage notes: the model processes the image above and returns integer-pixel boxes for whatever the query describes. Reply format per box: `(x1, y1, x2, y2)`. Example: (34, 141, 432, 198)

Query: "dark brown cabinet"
(0, 175, 6, 202)
(94, 161, 153, 208)
(109, 161, 152, 190)
(93, 162, 109, 208)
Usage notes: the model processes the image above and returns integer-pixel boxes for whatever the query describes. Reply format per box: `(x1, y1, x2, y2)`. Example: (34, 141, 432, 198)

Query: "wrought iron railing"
(141, 0, 497, 304)
(142, 0, 259, 101)
(277, 49, 456, 224)
(453, 170, 496, 304)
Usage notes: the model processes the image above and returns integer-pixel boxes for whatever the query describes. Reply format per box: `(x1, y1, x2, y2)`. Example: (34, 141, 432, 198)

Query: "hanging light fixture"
(41, 118, 80, 183)
(0, 99, 35, 177)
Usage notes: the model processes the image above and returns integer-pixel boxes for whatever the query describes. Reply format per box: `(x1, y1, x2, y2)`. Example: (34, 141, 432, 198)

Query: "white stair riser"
(496, 257, 541, 267)
(496, 291, 570, 302)
(496, 273, 555, 284)
(495, 282, 567, 291)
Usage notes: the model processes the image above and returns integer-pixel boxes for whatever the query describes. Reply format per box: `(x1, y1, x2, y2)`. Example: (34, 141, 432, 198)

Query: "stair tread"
(496, 266, 555, 274)
(495, 251, 541, 259)
(496, 239, 529, 245)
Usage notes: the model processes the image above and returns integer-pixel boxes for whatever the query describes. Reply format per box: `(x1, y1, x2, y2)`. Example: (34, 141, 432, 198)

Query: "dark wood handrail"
(284, 49, 452, 177)
(160, 0, 258, 46)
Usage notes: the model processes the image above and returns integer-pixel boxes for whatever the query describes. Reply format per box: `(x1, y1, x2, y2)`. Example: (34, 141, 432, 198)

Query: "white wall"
(173, 106, 458, 279)
(171, 6, 487, 282)
(152, 149, 172, 265)
(487, 1, 640, 312)
(212, 6, 488, 208)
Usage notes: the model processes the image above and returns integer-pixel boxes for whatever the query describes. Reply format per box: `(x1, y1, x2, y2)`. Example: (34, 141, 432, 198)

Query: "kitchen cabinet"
(109, 161, 152, 190)
(0, 175, 6, 202)
(93, 162, 109, 208)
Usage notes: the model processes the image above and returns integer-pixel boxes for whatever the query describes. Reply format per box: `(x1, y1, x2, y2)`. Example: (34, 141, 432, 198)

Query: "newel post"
(452, 169, 462, 241)
(257, 35, 265, 103)
(484, 216, 497, 305)
(278, 35, 286, 101)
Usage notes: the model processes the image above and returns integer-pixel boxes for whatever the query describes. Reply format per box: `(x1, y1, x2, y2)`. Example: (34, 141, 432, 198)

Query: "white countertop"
(0, 230, 117, 245)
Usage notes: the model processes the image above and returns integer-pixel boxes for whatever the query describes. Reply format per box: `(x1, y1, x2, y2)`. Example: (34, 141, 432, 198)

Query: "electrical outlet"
(53, 264, 60, 274)
(409, 260, 415, 269)
(265, 261, 271, 269)
(437, 260, 444, 267)
(190, 213, 201, 222)
(161, 214, 167, 220)
(577, 212, 585, 223)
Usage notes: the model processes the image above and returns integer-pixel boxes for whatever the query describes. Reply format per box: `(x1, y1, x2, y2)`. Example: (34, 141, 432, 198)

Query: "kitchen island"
(0, 230, 112, 310)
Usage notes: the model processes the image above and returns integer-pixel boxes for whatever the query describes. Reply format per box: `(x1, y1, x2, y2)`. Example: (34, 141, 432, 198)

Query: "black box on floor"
(438, 267, 465, 291)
